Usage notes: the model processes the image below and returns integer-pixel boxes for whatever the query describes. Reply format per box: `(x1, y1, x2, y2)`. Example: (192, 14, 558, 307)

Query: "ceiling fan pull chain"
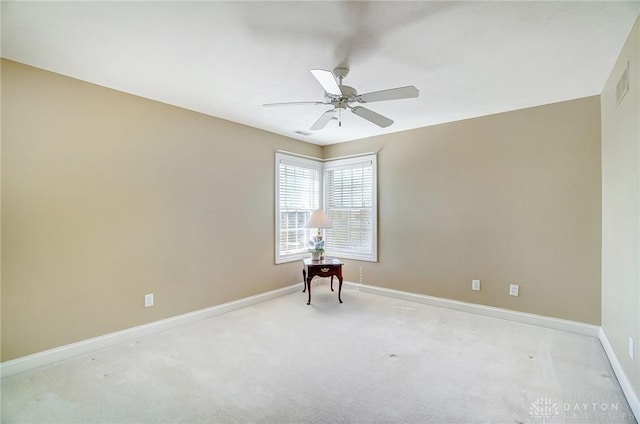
(339, 108, 342, 127)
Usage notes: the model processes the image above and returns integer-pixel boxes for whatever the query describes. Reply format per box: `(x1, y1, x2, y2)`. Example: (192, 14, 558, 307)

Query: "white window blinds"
(324, 155, 377, 261)
(275, 152, 377, 263)
(275, 154, 321, 263)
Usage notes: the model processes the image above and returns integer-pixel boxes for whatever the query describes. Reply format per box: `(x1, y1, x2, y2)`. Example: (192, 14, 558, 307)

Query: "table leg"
(302, 268, 307, 293)
(306, 277, 312, 305)
(330, 275, 334, 291)
(338, 275, 343, 303)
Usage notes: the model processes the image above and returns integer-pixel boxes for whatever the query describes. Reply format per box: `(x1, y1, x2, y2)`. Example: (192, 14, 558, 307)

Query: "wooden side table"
(302, 257, 344, 305)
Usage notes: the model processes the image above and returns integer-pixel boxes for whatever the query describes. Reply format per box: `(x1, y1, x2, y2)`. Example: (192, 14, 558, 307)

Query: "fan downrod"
(333, 67, 349, 84)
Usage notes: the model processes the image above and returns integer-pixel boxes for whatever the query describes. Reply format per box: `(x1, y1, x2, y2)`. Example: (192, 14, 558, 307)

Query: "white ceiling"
(2, 1, 639, 146)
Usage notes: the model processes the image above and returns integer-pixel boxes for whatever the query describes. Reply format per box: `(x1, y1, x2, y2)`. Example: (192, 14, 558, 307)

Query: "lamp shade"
(305, 209, 333, 229)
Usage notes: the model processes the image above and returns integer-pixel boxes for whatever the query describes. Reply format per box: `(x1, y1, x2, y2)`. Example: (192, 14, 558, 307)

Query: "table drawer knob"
(321, 268, 329, 272)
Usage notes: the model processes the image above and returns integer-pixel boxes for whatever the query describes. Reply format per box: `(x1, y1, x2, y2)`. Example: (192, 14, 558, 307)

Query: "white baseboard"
(343, 282, 600, 337)
(2, 278, 629, 422)
(0, 284, 301, 378)
(342, 283, 640, 418)
(599, 328, 640, 420)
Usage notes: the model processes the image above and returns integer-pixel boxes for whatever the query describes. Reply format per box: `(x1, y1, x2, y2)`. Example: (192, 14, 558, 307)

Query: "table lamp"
(305, 209, 332, 260)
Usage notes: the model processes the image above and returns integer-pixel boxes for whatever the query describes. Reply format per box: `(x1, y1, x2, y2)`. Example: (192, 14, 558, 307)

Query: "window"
(324, 155, 377, 261)
(275, 153, 321, 263)
(275, 152, 377, 263)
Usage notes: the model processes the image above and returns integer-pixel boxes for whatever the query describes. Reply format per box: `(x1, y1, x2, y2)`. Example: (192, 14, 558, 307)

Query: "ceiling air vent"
(294, 130, 311, 136)
(616, 61, 629, 105)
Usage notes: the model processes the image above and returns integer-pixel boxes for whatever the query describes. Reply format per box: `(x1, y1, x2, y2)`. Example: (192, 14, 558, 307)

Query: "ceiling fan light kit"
(264, 67, 419, 131)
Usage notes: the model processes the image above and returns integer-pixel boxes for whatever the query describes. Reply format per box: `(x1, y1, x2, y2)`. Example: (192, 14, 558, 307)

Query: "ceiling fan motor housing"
(327, 85, 358, 109)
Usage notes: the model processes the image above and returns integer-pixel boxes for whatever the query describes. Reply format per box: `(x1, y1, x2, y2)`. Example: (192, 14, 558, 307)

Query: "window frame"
(274, 152, 322, 264)
(323, 154, 378, 262)
(275, 151, 378, 264)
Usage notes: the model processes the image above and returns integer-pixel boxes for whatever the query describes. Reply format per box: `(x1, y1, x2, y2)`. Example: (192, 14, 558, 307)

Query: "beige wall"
(1, 60, 321, 361)
(324, 96, 602, 325)
(0, 57, 604, 362)
(601, 17, 640, 399)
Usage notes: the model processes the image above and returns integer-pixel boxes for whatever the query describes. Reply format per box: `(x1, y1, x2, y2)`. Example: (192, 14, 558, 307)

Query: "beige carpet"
(1, 285, 636, 423)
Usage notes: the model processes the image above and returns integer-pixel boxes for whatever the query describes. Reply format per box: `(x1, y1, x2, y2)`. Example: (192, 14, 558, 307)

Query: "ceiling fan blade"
(357, 86, 419, 103)
(310, 69, 342, 96)
(310, 109, 336, 130)
(263, 101, 326, 107)
(351, 106, 394, 128)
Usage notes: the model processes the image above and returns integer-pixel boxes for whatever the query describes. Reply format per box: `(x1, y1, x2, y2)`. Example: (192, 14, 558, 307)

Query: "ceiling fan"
(263, 67, 419, 130)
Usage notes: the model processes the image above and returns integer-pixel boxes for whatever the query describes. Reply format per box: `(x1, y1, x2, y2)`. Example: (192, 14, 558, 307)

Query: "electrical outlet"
(629, 337, 635, 360)
(472, 280, 481, 291)
(144, 293, 154, 308)
(509, 284, 519, 296)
